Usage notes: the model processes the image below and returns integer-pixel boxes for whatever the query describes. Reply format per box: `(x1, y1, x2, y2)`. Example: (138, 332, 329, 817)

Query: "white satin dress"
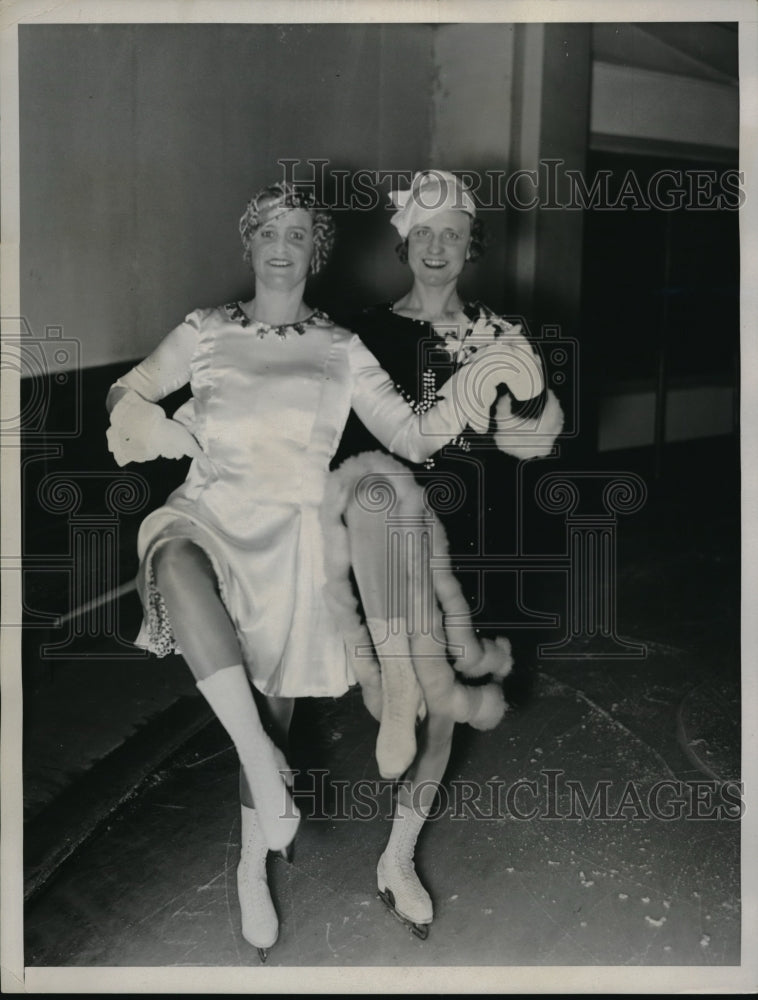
(112, 302, 463, 698)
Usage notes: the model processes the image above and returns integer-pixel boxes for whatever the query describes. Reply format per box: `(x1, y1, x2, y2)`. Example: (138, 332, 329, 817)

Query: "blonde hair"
(239, 182, 335, 275)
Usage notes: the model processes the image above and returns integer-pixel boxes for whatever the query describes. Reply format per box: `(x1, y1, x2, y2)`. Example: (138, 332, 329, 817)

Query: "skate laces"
(394, 855, 425, 887)
(240, 811, 270, 873)
(239, 844, 267, 875)
(382, 842, 425, 890)
(237, 864, 278, 948)
(238, 858, 268, 887)
(379, 849, 432, 918)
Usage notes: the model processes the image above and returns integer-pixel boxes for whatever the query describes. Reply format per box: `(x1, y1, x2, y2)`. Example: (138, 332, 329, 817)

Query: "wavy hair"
(239, 182, 335, 275)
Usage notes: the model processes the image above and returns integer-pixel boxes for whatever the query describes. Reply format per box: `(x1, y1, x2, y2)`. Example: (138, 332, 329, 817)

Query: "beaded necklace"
(224, 301, 333, 339)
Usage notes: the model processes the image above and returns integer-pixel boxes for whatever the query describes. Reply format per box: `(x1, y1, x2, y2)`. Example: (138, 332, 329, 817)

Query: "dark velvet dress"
(333, 301, 547, 631)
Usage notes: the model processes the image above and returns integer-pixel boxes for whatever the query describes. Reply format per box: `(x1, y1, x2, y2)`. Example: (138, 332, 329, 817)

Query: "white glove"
(447, 340, 545, 434)
(106, 390, 205, 467)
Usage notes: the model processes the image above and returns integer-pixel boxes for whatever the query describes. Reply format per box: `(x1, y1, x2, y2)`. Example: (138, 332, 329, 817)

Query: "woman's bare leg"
(397, 712, 455, 813)
(152, 538, 299, 850)
(153, 538, 298, 955)
(152, 538, 241, 679)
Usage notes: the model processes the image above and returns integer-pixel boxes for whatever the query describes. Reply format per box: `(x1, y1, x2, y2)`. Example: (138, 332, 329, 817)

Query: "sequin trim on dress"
(143, 560, 178, 657)
(394, 363, 472, 471)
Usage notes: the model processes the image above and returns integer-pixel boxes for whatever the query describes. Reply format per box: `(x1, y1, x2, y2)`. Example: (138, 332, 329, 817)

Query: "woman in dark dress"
(326, 170, 564, 937)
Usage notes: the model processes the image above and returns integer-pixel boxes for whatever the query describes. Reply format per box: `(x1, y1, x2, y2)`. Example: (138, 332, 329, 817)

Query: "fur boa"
(320, 458, 384, 722)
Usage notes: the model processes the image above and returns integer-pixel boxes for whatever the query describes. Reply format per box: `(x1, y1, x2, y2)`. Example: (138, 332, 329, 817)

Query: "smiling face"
(406, 209, 473, 288)
(249, 204, 314, 291)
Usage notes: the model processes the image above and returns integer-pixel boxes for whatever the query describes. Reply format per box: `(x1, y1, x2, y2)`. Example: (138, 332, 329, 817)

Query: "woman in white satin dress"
(105, 181, 510, 960)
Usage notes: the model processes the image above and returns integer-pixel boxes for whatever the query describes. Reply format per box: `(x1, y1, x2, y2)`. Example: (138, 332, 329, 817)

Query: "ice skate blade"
(241, 932, 277, 958)
(240, 923, 278, 956)
(377, 887, 430, 940)
(279, 842, 294, 864)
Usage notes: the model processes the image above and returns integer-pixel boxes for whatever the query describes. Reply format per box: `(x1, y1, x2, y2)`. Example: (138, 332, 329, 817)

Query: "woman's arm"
(106, 312, 204, 466)
(107, 314, 201, 410)
(348, 336, 515, 464)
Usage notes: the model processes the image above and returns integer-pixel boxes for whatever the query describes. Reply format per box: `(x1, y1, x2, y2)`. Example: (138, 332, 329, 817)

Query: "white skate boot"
(376, 801, 433, 939)
(238, 805, 279, 962)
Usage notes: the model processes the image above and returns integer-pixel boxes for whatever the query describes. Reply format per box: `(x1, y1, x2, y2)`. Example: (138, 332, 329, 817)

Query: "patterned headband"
(241, 182, 318, 233)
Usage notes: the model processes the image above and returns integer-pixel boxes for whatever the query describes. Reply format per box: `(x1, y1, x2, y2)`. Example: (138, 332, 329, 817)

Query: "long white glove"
(106, 389, 205, 467)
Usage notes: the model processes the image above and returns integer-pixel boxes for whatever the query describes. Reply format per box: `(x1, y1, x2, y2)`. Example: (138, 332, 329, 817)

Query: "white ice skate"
(376, 801, 433, 939)
(238, 805, 279, 962)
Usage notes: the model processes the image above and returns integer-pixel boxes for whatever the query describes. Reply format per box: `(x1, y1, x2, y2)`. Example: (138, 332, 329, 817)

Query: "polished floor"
(24, 671, 740, 968)
(21, 440, 743, 971)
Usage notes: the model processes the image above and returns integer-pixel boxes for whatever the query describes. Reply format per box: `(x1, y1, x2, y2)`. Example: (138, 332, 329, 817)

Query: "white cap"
(389, 170, 476, 239)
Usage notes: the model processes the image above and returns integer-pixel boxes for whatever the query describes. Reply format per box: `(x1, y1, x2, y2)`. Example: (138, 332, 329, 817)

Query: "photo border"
(2, 0, 756, 993)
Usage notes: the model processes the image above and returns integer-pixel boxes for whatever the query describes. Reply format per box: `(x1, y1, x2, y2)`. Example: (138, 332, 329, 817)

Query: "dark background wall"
(18, 21, 739, 454)
(20, 23, 439, 370)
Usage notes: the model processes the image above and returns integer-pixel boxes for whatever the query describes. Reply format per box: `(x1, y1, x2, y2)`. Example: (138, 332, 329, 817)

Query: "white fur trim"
(457, 635, 514, 679)
(319, 460, 383, 720)
(467, 683, 508, 730)
(493, 388, 564, 459)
